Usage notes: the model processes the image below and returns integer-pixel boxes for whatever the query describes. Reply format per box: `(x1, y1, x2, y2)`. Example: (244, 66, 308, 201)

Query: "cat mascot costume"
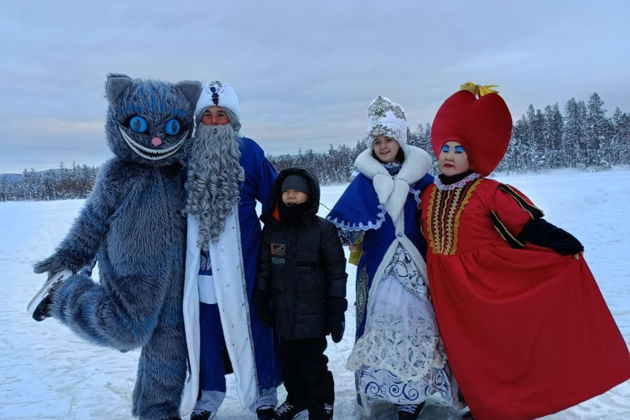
(30, 74, 202, 420)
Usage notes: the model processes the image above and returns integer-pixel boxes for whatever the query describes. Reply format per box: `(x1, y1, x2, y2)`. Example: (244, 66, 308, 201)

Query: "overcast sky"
(2, 0, 629, 173)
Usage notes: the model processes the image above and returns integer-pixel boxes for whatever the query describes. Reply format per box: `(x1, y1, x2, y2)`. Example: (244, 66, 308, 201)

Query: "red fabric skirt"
(428, 245, 630, 420)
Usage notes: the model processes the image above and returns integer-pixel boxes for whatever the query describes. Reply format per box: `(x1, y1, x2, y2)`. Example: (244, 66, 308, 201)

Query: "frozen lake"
(1, 168, 628, 419)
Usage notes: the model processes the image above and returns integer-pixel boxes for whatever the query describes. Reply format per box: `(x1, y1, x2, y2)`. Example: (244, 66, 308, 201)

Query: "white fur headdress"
(366, 96, 407, 148)
(195, 81, 241, 124)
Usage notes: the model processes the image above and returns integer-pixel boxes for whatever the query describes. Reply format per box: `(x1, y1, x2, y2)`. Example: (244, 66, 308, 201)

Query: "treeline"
(0, 163, 98, 201)
(498, 93, 630, 172)
(271, 92, 630, 182)
(1, 92, 628, 201)
(269, 142, 367, 185)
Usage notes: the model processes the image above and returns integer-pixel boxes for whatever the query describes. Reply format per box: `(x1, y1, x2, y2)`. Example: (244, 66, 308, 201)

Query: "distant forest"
(1, 92, 628, 201)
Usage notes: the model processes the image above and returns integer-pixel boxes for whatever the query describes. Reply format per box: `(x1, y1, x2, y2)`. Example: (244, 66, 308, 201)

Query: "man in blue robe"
(181, 81, 281, 420)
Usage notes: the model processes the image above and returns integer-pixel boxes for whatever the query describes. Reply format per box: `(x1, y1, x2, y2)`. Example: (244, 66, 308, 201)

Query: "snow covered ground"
(1, 168, 628, 419)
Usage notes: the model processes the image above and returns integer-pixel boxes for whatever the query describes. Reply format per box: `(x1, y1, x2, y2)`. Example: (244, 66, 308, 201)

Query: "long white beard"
(184, 124, 245, 249)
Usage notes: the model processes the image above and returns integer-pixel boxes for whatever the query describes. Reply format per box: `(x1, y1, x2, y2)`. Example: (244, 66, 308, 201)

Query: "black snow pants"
(278, 337, 334, 413)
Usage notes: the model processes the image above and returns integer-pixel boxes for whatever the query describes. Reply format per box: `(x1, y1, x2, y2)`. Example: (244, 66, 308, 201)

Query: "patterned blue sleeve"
(326, 174, 385, 232)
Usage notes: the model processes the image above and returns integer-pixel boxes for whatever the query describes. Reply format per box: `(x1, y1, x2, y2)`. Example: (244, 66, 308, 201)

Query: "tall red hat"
(431, 83, 513, 176)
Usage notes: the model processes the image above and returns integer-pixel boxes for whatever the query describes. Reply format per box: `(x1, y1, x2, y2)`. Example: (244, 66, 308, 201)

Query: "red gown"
(420, 177, 630, 420)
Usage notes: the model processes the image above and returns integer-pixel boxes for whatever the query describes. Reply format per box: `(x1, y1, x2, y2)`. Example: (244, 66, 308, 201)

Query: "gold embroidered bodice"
(425, 179, 482, 255)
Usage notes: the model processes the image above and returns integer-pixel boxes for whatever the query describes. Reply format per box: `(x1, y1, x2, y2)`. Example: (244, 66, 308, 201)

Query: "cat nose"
(151, 137, 163, 147)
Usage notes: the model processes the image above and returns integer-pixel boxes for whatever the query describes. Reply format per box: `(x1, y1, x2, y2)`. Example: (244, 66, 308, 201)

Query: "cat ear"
(175, 80, 202, 109)
(105, 74, 133, 103)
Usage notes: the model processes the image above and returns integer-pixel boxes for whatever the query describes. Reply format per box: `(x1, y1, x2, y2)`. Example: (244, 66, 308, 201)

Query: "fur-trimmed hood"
(261, 167, 320, 226)
(354, 144, 432, 222)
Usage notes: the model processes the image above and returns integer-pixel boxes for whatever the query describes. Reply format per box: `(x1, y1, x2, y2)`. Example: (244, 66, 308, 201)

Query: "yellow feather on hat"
(460, 82, 499, 97)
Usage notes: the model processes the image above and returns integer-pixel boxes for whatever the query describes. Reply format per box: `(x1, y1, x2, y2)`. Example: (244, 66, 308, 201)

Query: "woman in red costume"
(419, 83, 630, 420)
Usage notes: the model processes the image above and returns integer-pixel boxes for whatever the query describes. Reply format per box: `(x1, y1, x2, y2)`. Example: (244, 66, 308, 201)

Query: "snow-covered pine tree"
(527, 106, 546, 170)
(610, 107, 630, 166)
(544, 104, 564, 169)
(564, 98, 587, 168)
(586, 92, 613, 168)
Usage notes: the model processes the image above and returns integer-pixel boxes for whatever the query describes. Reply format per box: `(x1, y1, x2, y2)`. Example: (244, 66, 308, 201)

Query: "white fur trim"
(198, 274, 217, 304)
(373, 173, 394, 204)
(354, 145, 431, 222)
(386, 179, 410, 223)
(207, 210, 258, 407)
(181, 211, 258, 412)
(181, 215, 202, 417)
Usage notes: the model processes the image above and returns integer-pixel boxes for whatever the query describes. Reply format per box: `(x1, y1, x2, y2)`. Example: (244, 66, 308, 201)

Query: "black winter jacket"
(256, 168, 347, 340)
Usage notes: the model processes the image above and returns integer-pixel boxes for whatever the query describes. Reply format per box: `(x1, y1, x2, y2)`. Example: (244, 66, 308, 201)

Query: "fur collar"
(354, 144, 432, 222)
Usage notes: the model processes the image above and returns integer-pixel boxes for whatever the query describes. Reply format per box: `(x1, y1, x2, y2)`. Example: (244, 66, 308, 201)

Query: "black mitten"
(518, 218, 584, 255)
(328, 316, 345, 343)
(327, 297, 347, 343)
(254, 290, 274, 327)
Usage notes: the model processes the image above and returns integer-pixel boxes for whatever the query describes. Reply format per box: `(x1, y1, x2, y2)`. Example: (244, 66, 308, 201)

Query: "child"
(420, 83, 630, 420)
(255, 168, 348, 420)
(327, 96, 451, 420)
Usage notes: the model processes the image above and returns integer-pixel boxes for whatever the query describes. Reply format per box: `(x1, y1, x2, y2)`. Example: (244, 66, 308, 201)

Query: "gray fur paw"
(33, 255, 67, 274)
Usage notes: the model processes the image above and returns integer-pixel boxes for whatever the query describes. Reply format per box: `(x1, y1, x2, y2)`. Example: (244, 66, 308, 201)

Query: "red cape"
(420, 178, 630, 420)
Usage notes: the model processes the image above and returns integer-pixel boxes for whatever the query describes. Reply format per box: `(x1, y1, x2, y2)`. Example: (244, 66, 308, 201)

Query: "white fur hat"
(366, 96, 407, 148)
(195, 81, 241, 124)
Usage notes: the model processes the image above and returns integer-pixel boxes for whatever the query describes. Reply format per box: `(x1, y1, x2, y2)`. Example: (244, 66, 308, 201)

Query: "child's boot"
(397, 402, 425, 420)
(308, 403, 333, 420)
(275, 400, 307, 420)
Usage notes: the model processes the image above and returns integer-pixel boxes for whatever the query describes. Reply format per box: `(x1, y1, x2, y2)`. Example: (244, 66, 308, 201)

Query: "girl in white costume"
(327, 97, 453, 419)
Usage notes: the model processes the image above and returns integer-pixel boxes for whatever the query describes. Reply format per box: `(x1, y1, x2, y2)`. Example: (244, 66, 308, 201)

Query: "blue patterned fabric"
(327, 174, 387, 233)
(327, 173, 434, 338)
(358, 366, 452, 404)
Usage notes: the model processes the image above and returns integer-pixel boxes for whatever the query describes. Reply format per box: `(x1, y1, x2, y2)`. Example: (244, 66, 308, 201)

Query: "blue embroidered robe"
(182, 137, 282, 412)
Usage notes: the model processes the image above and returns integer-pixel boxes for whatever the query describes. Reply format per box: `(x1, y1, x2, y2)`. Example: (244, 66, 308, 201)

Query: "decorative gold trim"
(451, 179, 482, 254)
(426, 179, 481, 255)
(443, 187, 461, 254)
(490, 210, 525, 248)
(426, 186, 437, 254)
(436, 191, 453, 254)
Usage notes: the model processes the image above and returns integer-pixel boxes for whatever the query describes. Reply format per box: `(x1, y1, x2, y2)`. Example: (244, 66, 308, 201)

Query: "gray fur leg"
(132, 297, 187, 419)
(51, 270, 169, 351)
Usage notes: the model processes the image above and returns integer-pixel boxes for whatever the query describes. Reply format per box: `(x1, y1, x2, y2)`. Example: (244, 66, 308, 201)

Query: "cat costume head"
(105, 74, 201, 166)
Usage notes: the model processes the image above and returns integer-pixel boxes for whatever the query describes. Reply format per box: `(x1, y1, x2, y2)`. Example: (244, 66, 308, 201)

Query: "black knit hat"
(281, 174, 310, 195)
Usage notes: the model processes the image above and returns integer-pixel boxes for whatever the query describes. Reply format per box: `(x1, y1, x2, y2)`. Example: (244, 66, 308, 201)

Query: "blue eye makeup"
(441, 144, 466, 153)
(129, 116, 148, 133)
(164, 118, 181, 136)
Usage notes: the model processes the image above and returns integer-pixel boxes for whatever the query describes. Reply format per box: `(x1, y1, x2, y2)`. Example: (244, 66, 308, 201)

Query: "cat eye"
(129, 116, 148, 133)
(164, 118, 182, 136)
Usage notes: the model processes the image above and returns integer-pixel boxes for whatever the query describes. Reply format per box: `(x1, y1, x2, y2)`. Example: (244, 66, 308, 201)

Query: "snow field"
(0, 169, 628, 419)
